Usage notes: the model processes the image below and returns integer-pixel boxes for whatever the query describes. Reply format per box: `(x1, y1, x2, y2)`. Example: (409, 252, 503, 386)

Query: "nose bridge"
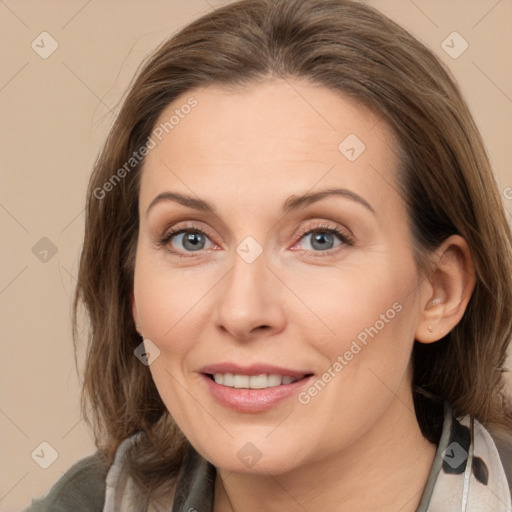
(224, 243, 271, 310)
(213, 239, 286, 337)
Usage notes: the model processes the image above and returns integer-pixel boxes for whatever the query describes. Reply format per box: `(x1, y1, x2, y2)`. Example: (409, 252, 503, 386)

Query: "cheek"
(287, 269, 418, 448)
(287, 256, 418, 357)
(133, 254, 211, 427)
(133, 254, 217, 354)
(292, 255, 419, 418)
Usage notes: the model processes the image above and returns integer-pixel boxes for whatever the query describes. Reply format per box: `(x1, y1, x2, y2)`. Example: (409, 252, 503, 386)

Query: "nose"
(213, 248, 287, 341)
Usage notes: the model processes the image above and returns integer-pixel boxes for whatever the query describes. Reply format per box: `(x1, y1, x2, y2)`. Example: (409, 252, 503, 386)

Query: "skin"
(132, 79, 475, 511)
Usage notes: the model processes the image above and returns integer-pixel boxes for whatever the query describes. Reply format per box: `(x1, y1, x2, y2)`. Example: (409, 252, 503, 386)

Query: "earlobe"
(415, 235, 475, 344)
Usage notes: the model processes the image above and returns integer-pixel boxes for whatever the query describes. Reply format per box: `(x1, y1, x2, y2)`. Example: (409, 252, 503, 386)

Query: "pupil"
(312, 231, 333, 250)
(184, 232, 204, 251)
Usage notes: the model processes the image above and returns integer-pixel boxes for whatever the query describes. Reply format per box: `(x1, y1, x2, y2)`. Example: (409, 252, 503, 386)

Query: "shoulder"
(23, 451, 109, 512)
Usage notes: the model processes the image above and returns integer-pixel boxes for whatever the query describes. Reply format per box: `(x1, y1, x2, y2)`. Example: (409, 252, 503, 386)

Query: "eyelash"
(157, 221, 354, 258)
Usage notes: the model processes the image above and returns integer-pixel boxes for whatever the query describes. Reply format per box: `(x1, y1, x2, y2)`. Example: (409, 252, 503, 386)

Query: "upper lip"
(199, 363, 313, 379)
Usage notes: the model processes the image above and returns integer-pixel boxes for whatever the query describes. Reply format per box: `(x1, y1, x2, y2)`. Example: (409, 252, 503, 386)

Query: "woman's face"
(133, 79, 428, 473)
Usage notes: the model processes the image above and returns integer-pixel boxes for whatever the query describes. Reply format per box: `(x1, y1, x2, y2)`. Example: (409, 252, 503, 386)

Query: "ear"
(415, 235, 476, 343)
(131, 290, 142, 336)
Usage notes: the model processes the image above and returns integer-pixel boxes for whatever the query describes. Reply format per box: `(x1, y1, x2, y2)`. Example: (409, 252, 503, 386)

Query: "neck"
(213, 383, 436, 512)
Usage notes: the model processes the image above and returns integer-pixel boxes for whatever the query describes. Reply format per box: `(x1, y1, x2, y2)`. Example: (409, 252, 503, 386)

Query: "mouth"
(199, 365, 315, 412)
(204, 372, 313, 389)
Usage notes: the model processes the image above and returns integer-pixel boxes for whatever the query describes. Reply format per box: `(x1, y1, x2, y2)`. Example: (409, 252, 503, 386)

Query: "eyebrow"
(282, 188, 375, 215)
(146, 187, 375, 216)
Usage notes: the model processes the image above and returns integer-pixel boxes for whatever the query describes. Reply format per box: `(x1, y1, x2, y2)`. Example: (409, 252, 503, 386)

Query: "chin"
(201, 441, 309, 476)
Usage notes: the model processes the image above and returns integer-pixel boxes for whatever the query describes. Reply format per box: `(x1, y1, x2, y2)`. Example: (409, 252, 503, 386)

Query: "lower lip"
(200, 374, 313, 413)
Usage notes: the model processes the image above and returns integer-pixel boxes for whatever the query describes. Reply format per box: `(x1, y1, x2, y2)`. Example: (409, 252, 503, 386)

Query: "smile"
(200, 371, 314, 413)
(210, 373, 300, 388)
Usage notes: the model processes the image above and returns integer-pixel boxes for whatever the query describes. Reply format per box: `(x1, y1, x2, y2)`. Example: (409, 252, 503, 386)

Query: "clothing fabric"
(24, 403, 512, 511)
(22, 451, 108, 512)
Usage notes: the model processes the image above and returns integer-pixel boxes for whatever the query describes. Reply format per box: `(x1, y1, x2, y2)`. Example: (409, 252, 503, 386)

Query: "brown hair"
(73, 0, 512, 499)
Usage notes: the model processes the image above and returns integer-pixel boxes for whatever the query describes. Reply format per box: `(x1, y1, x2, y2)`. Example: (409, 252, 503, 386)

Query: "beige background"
(0, 0, 511, 510)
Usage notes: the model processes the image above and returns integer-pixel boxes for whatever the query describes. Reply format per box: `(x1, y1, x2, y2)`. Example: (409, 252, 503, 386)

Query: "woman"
(25, 0, 512, 510)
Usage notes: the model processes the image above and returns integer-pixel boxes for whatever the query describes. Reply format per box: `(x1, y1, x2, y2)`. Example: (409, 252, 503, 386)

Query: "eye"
(158, 223, 217, 257)
(292, 223, 354, 255)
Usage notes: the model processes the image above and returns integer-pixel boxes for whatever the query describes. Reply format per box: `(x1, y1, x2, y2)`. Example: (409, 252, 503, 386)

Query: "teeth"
(233, 374, 250, 388)
(267, 374, 282, 387)
(213, 373, 299, 389)
(249, 374, 267, 389)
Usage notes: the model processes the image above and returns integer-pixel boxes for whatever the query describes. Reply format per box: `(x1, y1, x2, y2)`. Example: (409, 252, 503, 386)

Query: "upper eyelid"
(161, 224, 216, 245)
(163, 220, 345, 238)
(294, 222, 349, 237)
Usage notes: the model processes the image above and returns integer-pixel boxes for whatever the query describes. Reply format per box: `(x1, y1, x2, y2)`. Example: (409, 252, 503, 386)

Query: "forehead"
(139, 79, 402, 216)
